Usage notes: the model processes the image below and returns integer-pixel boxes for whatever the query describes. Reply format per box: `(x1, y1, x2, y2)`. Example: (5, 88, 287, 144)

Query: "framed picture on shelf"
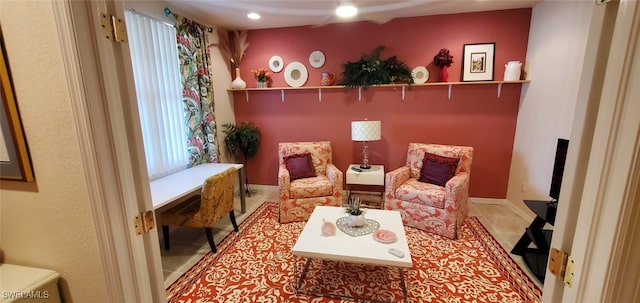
(462, 43, 495, 82)
(1, 33, 34, 182)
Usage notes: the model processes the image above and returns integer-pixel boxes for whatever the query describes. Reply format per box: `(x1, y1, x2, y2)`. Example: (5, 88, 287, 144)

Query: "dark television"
(549, 138, 569, 201)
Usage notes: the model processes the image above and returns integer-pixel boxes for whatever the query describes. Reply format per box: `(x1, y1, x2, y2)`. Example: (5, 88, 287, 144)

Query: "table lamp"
(351, 120, 381, 169)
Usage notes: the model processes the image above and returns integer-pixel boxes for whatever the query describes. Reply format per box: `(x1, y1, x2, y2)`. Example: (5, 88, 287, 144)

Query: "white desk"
(150, 163, 246, 213)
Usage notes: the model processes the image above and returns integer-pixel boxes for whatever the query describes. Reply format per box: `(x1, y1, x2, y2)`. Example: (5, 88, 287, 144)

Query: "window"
(125, 11, 188, 180)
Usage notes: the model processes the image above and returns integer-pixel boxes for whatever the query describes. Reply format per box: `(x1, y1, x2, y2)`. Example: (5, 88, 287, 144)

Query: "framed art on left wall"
(1, 33, 34, 181)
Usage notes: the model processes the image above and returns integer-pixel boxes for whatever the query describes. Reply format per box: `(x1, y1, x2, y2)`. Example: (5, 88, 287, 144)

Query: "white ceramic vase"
(347, 213, 366, 227)
(231, 67, 247, 89)
(504, 61, 522, 81)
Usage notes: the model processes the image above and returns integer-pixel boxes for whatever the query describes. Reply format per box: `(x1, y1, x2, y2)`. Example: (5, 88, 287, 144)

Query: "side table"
(345, 164, 384, 209)
(511, 199, 557, 282)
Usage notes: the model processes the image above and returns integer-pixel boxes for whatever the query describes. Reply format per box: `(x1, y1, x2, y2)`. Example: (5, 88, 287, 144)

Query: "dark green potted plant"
(222, 121, 261, 195)
(340, 45, 414, 88)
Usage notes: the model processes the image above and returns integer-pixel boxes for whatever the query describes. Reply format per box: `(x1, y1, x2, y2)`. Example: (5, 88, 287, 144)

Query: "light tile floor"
(159, 186, 542, 289)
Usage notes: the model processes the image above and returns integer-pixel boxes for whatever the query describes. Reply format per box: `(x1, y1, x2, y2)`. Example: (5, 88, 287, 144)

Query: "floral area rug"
(166, 202, 541, 303)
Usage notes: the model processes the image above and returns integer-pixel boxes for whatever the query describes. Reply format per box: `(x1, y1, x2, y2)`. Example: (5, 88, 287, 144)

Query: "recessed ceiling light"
(247, 12, 261, 20)
(336, 2, 358, 18)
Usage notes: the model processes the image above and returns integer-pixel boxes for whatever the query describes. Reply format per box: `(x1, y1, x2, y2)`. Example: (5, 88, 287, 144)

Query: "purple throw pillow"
(284, 153, 316, 181)
(418, 152, 460, 187)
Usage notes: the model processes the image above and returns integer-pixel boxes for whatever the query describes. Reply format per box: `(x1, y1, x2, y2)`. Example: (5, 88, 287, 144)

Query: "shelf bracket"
(448, 84, 452, 100)
(498, 83, 503, 98)
(245, 90, 249, 102)
(358, 86, 362, 101)
(401, 86, 405, 101)
(318, 88, 322, 102)
(281, 89, 285, 103)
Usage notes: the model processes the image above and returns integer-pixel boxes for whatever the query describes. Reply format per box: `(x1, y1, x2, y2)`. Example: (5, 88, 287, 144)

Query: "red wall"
(231, 9, 531, 198)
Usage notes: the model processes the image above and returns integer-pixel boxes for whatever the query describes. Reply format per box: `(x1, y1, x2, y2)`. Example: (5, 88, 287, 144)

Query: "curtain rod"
(126, 8, 175, 28)
(161, 7, 214, 32)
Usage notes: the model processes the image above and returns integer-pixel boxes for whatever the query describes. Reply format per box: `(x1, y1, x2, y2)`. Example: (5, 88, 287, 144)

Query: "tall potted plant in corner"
(222, 121, 261, 196)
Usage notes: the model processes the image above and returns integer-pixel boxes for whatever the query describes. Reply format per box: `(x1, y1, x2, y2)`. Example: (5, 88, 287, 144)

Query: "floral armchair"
(385, 143, 473, 239)
(278, 141, 343, 223)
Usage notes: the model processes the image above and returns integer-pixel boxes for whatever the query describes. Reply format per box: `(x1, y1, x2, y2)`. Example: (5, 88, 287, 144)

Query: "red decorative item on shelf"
(434, 48, 453, 82)
(440, 66, 449, 82)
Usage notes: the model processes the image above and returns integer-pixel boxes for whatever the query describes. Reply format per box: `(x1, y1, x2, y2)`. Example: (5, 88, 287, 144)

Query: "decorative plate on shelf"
(411, 66, 429, 84)
(268, 55, 284, 73)
(372, 229, 397, 243)
(309, 50, 325, 68)
(284, 61, 308, 87)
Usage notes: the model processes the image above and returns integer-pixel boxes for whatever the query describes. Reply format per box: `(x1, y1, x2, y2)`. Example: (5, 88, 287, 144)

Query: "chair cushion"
(395, 178, 445, 209)
(289, 175, 333, 199)
(284, 152, 316, 180)
(418, 152, 459, 187)
(161, 195, 201, 225)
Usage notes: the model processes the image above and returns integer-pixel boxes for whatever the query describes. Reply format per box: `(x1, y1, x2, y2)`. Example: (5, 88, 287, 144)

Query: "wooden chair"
(161, 167, 238, 253)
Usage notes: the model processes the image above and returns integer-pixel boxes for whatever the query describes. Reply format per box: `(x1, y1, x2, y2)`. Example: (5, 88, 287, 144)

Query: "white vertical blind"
(125, 11, 188, 180)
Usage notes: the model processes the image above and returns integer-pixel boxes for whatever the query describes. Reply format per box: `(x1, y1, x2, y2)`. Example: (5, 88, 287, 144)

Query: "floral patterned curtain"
(175, 15, 218, 166)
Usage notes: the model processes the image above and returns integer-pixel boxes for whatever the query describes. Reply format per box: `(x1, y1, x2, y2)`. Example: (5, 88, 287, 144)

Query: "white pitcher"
(504, 61, 522, 81)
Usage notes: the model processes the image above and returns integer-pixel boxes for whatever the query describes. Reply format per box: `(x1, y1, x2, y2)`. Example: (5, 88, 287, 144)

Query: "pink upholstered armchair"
(278, 141, 344, 223)
(385, 143, 473, 239)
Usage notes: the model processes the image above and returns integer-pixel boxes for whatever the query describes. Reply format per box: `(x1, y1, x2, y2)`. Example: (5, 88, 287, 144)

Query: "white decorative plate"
(412, 66, 429, 84)
(268, 55, 284, 73)
(308, 50, 325, 68)
(284, 61, 308, 87)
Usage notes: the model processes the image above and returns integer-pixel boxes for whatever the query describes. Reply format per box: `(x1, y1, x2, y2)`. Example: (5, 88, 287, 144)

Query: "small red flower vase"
(440, 66, 449, 82)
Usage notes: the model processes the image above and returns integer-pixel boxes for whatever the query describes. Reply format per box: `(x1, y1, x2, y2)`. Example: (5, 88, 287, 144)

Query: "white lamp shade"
(351, 121, 381, 141)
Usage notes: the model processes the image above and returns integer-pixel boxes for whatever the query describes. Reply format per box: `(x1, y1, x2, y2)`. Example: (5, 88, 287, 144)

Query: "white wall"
(125, 1, 236, 163)
(0, 1, 109, 302)
(507, 1, 594, 215)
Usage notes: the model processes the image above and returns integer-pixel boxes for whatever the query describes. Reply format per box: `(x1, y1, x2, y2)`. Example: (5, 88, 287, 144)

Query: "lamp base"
(359, 164, 372, 169)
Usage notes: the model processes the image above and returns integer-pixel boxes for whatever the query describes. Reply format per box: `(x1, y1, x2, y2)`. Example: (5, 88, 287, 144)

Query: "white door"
(543, 0, 640, 302)
(53, 0, 165, 301)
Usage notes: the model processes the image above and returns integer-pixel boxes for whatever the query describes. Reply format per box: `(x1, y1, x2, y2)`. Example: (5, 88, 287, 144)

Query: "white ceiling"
(164, 0, 541, 30)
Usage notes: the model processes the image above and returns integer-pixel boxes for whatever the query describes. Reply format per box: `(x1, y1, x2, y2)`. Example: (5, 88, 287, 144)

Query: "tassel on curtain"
(174, 14, 219, 166)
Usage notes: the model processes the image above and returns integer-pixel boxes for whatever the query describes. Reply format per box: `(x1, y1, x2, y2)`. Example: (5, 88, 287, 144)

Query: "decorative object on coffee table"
(345, 197, 365, 227)
(462, 42, 495, 82)
(433, 48, 453, 82)
(335, 216, 380, 236)
(351, 120, 381, 169)
(320, 218, 336, 237)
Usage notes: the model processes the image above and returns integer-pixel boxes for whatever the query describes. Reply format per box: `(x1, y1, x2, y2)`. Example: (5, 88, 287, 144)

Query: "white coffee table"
(292, 206, 413, 302)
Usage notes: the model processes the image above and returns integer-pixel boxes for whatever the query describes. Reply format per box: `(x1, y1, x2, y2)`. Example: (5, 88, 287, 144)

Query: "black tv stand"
(511, 199, 557, 282)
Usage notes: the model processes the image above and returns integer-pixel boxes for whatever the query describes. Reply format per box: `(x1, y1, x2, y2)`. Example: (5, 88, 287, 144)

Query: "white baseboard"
(469, 197, 508, 204)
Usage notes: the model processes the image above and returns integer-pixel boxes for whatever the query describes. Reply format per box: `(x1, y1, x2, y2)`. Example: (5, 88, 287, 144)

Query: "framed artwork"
(1, 34, 34, 181)
(462, 43, 495, 82)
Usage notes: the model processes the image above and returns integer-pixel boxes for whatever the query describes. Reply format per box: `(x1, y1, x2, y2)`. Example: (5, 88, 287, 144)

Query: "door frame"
(543, 0, 640, 302)
(52, 0, 165, 301)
